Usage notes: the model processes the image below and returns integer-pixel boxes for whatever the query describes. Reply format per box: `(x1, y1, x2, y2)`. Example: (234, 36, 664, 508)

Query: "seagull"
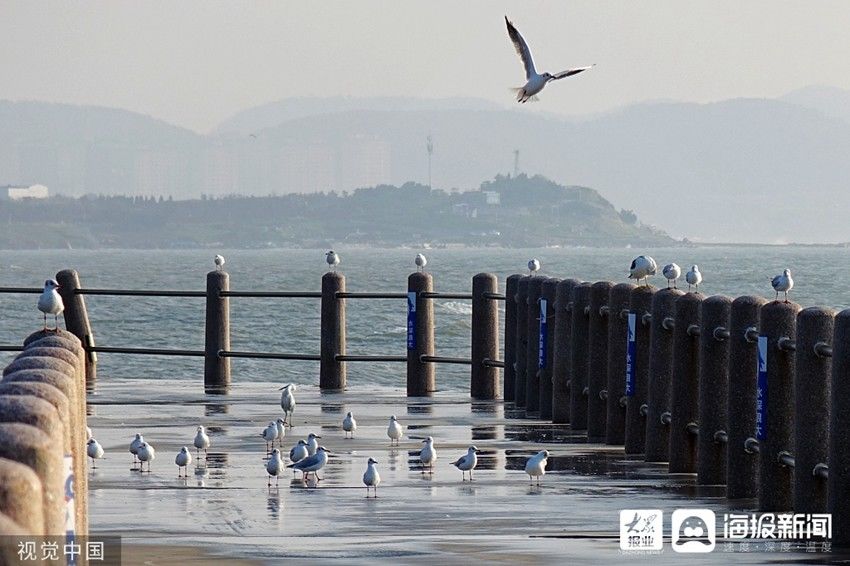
(451, 446, 479, 481)
(266, 448, 285, 487)
(175, 447, 192, 478)
(129, 433, 145, 468)
(419, 436, 437, 473)
(288, 446, 330, 483)
(289, 439, 309, 465)
(628, 255, 657, 285)
(306, 432, 321, 456)
(685, 265, 703, 292)
(528, 258, 541, 275)
(261, 421, 279, 453)
(37, 279, 64, 331)
(387, 415, 403, 446)
(137, 441, 156, 473)
(415, 253, 428, 272)
(214, 254, 225, 271)
(525, 449, 549, 485)
(278, 384, 296, 426)
(86, 438, 105, 468)
(505, 16, 594, 103)
(193, 426, 210, 460)
(275, 418, 287, 447)
(342, 411, 357, 439)
(363, 457, 381, 498)
(771, 268, 794, 302)
(662, 263, 681, 289)
(325, 250, 340, 271)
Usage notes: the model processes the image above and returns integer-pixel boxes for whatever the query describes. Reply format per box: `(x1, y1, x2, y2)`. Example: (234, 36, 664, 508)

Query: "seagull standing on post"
(771, 269, 794, 303)
(685, 265, 703, 292)
(214, 254, 225, 271)
(325, 250, 340, 271)
(415, 253, 428, 272)
(628, 256, 657, 286)
(505, 16, 594, 103)
(528, 258, 541, 275)
(662, 263, 681, 289)
(38, 279, 64, 331)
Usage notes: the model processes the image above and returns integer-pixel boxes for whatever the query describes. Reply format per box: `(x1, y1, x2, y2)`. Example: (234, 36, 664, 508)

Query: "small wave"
(438, 301, 473, 316)
(386, 326, 408, 335)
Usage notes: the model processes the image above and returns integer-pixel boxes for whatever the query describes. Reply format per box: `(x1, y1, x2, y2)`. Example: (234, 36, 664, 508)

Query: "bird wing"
(771, 275, 781, 288)
(505, 16, 536, 80)
(291, 452, 320, 469)
(629, 258, 637, 270)
(549, 65, 595, 81)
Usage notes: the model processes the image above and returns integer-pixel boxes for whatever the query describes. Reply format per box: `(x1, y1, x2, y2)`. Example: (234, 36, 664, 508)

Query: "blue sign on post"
(407, 291, 417, 350)
(756, 336, 768, 440)
(538, 298, 548, 369)
(625, 313, 636, 396)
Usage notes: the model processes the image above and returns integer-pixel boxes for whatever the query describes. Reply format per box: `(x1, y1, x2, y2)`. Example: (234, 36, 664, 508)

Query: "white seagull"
(37, 279, 64, 331)
(505, 16, 594, 103)
(628, 255, 657, 285)
(214, 254, 225, 271)
(261, 421, 279, 452)
(662, 263, 681, 289)
(129, 433, 145, 468)
(415, 253, 428, 272)
(685, 265, 703, 292)
(137, 441, 156, 473)
(342, 411, 357, 439)
(279, 384, 296, 426)
(193, 425, 210, 459)
(289, 439, 309, 465)
(266, 448, 285, 487)
(528, 258, 541, 275)
(771, 268, 794, 303)
(306, 432, 321, 456)
(419, 436, 437, 473)
(525, 449, 549, 485)
(451, 446, 479, 481)
(275, 418, 287, 447)
(387, 415, 403, 446)
(288, 446, 330, 483)
(363, 457, 381, 498)
(86, 438, 105, 468)
(325, 250, 340, 271)
(175, 446, 192, 478)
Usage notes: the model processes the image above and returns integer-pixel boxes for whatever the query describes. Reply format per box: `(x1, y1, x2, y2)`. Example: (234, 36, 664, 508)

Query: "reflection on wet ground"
(85, 379, 821, 565)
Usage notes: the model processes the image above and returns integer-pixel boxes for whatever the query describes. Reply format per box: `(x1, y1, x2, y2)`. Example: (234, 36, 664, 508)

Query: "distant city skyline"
(3, 2, 850, 132)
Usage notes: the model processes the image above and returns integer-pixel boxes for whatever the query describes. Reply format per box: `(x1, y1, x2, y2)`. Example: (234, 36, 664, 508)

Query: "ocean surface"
(1, 246, 848, 391)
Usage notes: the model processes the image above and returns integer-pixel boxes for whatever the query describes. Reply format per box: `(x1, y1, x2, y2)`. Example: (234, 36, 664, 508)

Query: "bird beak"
(316, 435, 322, 439)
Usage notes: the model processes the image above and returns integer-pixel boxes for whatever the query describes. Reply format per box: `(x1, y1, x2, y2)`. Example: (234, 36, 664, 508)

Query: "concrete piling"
(0, 457, 45, 534)
(669, 292, 703, 473)
(829, 310, 850, 546)
(758, 300, 800, 512)
(514, 277, 530, 407)
(587, 281, 614, 442)
(525, 277, 545, 415)
(406, 272, 433, 396)
(204, 269, 231, 393)
(569, 283, 592, 431)
(624, 285, 656, 455)
(605, 283, 635, 445)
(794, 307, 834, 514)
(644, 289, 683, 462)
(553, 279, 581, 424)
(697, 295, 732, 485)
(471, 273, 500, 400)
(503, 274, 522, 402)
(727, 296, 766, 499)
(538, 278, 560, 419)
(55, 269, 97, 388)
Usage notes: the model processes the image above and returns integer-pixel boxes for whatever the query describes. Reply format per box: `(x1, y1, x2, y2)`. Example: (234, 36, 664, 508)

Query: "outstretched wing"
(505, 16, 536, 80)
(550, 65, 595, 81)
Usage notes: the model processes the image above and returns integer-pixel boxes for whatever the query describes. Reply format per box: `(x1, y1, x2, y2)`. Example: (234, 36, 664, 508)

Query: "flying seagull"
(505, 16, 594, 103)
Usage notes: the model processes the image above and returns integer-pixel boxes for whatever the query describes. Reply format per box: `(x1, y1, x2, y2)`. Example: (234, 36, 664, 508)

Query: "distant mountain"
(781, 85, 850, 125)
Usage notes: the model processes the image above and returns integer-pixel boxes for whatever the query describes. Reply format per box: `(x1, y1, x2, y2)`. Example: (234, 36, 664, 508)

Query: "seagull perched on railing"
(214, 254, 225, 271)
(415, 253, 428, 272)
(325, 250, 340, 271)
(628, 256, 657, 286)
(505, 16, 594, 103)
(528, 258, 541, 275)
(38, 279, 64, 331)
(771, 269, 794, 303)
(662, 263, 681, 289)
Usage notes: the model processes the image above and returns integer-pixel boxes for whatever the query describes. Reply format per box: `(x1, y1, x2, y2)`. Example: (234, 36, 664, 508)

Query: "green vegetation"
(0, 174, 670, 249)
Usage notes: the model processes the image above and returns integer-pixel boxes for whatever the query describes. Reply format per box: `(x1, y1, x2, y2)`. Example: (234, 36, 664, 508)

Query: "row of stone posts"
(504, 274, 850, 545)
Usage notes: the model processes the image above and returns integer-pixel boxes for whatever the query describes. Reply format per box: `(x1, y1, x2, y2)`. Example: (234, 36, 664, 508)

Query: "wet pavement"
(85, 380, 839, 564)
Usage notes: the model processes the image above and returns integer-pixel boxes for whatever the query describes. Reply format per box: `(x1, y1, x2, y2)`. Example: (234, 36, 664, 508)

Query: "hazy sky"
(3, 1, 850, 132)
